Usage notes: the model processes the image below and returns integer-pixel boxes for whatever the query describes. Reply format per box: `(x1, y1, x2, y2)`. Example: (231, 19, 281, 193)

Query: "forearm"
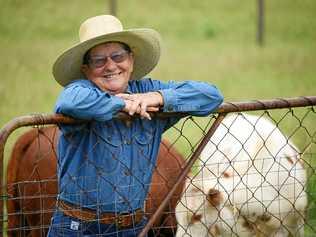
(55, 84, 125, 121)
(159, 81, 223, 116)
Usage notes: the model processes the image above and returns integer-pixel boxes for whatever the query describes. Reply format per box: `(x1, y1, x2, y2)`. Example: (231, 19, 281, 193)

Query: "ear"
(207, 188, 223, 207)
(80, 64, 89, 76)
(128, 52, 134, 73)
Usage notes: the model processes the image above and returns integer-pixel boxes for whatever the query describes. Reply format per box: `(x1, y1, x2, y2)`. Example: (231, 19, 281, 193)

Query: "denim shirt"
(55, 78, 223, 213)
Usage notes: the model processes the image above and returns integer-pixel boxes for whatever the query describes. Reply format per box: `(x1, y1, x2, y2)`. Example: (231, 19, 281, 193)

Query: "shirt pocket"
(91, 123, 122, 174)
(134, 122, 156, 171)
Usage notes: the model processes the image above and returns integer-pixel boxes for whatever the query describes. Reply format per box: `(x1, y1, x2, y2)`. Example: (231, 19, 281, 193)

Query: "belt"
(57, 200, 144, 228)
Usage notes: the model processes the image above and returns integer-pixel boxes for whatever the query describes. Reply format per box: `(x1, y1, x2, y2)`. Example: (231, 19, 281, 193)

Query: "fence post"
(257, 0, 265, 46)
(109, 0, 117, 16)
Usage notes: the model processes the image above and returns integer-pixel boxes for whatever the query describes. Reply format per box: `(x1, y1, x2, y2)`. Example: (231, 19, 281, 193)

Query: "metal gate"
(1, 96, 315, 237)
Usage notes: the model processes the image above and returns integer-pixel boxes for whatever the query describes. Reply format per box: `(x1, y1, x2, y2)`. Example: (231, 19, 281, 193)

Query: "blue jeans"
(47, 210, 148, 237)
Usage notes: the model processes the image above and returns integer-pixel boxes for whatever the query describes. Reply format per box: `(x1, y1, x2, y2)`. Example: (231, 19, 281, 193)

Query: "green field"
(0, 0, 315, 128)
(1, 0, 316, 235)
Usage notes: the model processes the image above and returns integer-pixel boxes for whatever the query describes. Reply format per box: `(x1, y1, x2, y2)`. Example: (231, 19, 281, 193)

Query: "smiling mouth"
(103, 72, 121, 79)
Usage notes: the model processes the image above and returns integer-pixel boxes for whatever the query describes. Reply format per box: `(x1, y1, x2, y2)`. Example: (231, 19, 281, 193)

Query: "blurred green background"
(0, 0, 315, 128)
(0, 0, 316, 234)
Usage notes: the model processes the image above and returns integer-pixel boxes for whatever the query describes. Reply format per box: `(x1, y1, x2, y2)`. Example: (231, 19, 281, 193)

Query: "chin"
(107, 87, 125, 94)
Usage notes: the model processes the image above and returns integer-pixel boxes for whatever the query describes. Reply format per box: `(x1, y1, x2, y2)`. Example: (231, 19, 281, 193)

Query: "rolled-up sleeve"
(158, 80, 223, 116)
(55, 80, 125, 121)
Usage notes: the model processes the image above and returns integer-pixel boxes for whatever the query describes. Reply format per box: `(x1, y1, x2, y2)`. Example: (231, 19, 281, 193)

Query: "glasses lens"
(89, 50, 129, 68)
(110, 51, 129, 63)
(89, 58, 106, 68)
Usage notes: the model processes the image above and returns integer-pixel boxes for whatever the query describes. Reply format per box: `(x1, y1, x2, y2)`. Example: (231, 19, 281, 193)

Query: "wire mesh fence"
(0, 97, 315, 237)
(4, 125, 186, 237)
(174, 111, 314, 237)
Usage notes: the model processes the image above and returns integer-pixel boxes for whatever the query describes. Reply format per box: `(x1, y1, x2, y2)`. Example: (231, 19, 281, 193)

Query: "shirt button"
(167, 105, 173, 111)
(124, 139, 131, 145)
(124, 169, 131, 176)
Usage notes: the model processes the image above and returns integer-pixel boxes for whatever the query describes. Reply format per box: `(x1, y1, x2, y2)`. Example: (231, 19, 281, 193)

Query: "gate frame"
(0, 96, 315, 236)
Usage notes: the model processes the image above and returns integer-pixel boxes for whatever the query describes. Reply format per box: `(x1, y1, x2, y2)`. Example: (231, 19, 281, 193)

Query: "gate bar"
(1, 96, 315, 235)
(138, 113, 227, 237)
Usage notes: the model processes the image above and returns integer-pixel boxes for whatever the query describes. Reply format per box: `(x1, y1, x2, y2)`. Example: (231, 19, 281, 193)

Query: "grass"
(0, 0, 316, 235)
(0, 0, 315, 126)
(2, 1, 314, 128)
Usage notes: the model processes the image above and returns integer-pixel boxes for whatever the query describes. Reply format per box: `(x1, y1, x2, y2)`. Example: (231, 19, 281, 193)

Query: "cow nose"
(207, 188, 222, 207)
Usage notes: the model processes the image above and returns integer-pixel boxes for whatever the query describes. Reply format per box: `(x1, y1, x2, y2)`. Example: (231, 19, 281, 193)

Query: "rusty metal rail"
(1, 96, 316, 236)
(139, 96, 316, 237)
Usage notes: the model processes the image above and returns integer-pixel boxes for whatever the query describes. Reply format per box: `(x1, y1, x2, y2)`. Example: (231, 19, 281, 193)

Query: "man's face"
(81, 42, 134, 94)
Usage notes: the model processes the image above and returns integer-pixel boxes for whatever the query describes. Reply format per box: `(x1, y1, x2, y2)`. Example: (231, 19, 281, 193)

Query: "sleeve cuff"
(159, 89, 176, 112)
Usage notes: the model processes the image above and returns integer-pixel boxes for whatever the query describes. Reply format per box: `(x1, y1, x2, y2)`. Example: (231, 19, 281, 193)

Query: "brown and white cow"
(7, 126, 185, 237)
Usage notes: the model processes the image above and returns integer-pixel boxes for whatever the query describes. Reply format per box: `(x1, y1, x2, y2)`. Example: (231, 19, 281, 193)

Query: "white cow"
(176, 175, 254, 237)
(176, 113, 307, 237)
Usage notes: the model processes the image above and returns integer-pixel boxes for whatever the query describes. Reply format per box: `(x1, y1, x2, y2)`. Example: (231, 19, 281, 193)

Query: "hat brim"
(53, 28, 161, 87)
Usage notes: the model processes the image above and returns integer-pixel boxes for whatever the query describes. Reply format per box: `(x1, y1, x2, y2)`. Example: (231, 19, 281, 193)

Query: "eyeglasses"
(87, 50, 130, 69)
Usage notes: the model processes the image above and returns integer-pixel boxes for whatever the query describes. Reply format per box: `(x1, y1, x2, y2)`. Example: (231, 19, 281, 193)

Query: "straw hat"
(53, 15, 161, 86)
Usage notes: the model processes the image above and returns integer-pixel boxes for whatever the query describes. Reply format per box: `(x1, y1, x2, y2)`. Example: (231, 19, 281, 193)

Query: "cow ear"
(207, 188, 223, 207)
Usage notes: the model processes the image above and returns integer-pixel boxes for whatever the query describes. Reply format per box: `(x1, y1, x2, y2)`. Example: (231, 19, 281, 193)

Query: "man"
(48, 15, 223, 236)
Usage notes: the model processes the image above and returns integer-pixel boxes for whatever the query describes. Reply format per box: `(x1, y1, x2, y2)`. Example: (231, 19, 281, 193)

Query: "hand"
(116, 92, 163, 120)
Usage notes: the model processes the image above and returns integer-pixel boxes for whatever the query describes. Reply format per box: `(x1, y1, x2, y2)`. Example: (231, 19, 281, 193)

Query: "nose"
(207, 188, 222, 207)
(103, 57, 117, 71)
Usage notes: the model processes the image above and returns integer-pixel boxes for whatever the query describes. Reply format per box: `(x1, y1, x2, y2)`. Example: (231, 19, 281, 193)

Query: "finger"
(122, 100, 132, 113)
(129, 100, 140, 115)
(140, 102, 148, 118)
(116, 93, 133, 100)
(147, 106, 160, 112)
(139, 110, 151, 120)
(142, 112, 151, 120)
(135, 105, 141, 114)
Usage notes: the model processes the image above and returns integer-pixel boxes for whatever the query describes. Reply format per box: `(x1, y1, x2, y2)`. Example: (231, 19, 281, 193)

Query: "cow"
(176, 113, 307, 237)
(7, 125, 185, 237)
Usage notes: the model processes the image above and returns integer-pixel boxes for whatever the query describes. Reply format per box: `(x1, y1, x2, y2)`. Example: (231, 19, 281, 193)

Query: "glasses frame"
(87, 50, 130, 69)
